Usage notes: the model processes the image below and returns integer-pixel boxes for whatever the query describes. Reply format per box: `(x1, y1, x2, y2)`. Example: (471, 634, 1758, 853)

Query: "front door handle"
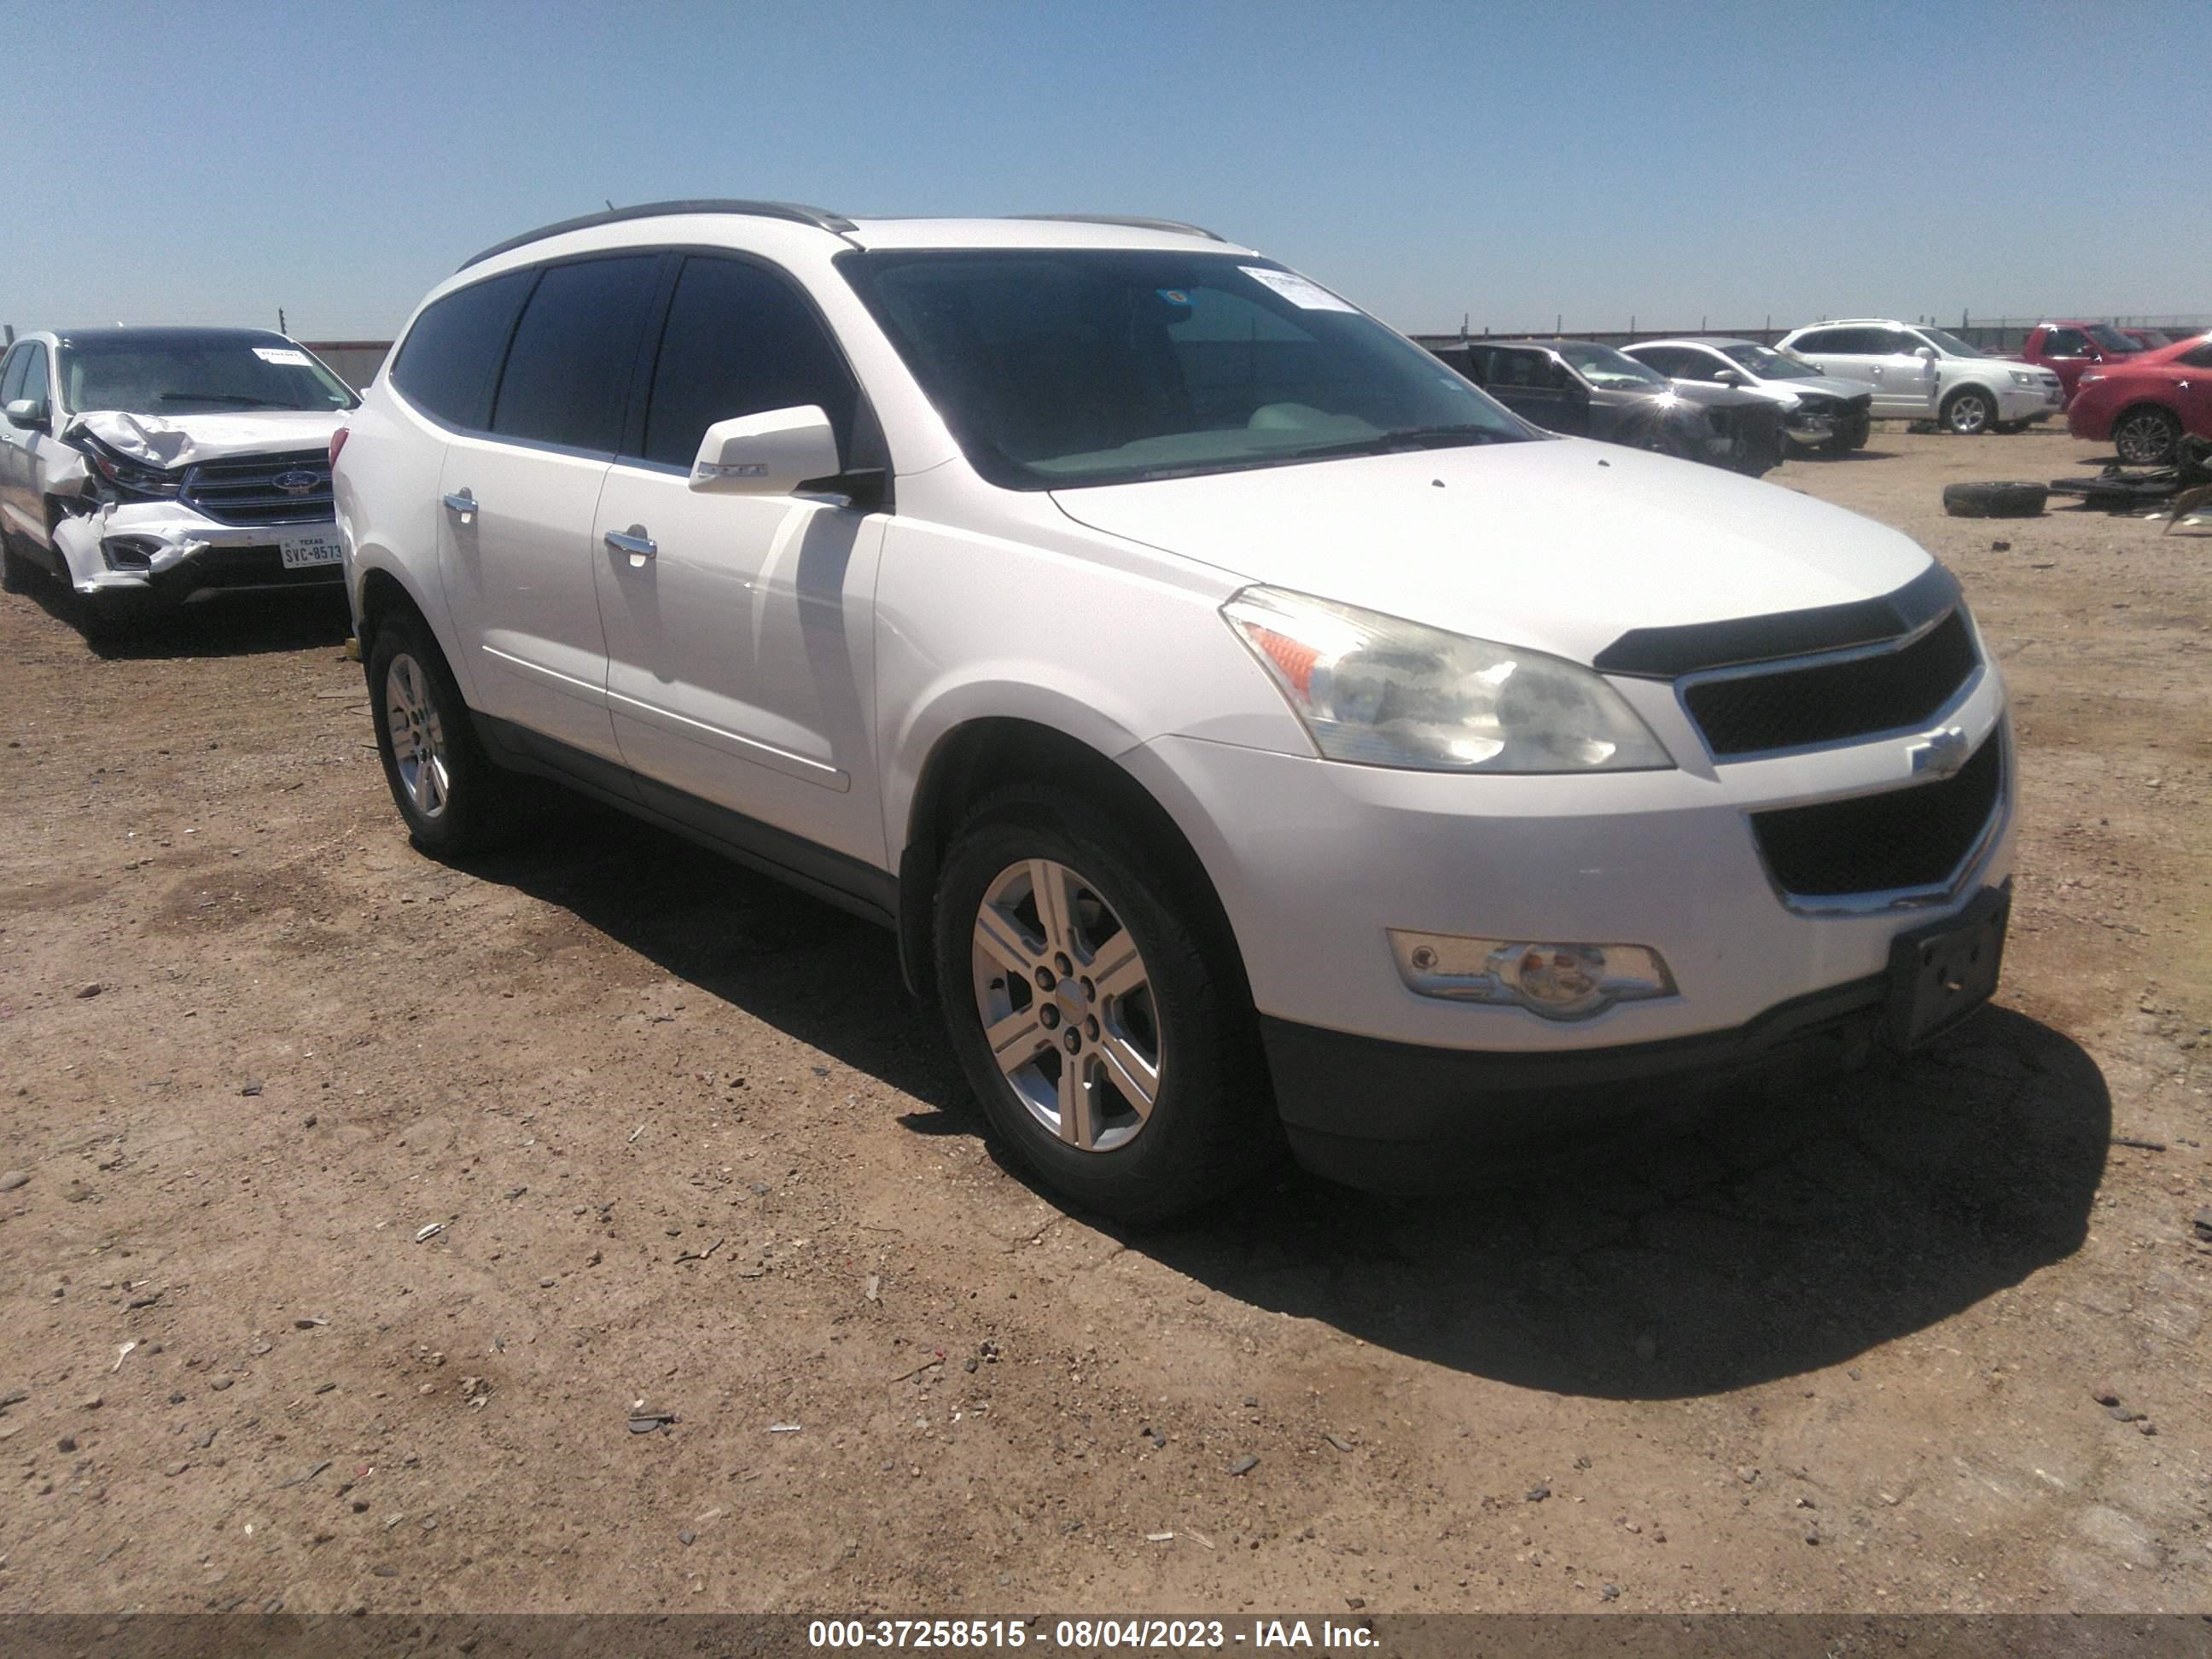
(604, 526, 656, 567)
(442, 490, 476, 524)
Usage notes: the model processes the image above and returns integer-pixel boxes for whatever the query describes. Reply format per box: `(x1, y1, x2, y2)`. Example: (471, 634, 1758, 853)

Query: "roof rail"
(458, 199, 856, 271)
(1005, 213, 1228, 243)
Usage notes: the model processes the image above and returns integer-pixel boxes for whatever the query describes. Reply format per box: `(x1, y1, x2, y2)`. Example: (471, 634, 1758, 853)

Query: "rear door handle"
(604, 526, 656, 567)
(442, 490, 476, 524)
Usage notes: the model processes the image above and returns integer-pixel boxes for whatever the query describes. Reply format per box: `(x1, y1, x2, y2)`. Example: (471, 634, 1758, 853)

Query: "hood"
(65, 409, 343, 469)
(1765, 375, 1869, 404)
(1050, 437, 1933, 667)
(1661, 381, 1774, 410)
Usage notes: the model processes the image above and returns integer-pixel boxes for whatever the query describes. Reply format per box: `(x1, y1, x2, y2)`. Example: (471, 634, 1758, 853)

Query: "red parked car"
(2067, 334, 2212, 464)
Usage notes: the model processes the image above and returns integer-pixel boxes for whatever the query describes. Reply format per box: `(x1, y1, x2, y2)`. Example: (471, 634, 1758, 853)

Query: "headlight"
(2009, 370, 2034, 386)
(73, 434, 183, 500)
(1222, 585, 1674, 773)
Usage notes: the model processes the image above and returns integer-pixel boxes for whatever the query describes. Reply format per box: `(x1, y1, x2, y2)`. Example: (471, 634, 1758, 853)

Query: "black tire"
(0, 530, 28, 593)
(1941, 387, 1997, 435)
(1942, 480, 2048, 519)
(2110, 404, 2181, 468)
(931, 784, 1272, 1224)
(1994, 421, 2030, 435)
(366, 609, 514, 855)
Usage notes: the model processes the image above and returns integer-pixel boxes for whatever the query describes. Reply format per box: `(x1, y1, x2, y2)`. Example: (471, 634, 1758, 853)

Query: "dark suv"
(1429, 339, 1783, 474)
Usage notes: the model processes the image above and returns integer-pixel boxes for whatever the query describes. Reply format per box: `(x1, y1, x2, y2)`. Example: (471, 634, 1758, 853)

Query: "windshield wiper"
(155, 393, 289, 407)
(1339, 423, 1523, 453)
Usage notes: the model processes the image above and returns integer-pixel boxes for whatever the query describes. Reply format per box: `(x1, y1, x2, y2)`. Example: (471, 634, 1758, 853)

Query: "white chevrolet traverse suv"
(334, 201, 2015, 1220)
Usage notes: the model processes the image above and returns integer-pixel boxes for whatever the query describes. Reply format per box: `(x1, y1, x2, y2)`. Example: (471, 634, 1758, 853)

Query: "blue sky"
(9, 0, 2205, 342)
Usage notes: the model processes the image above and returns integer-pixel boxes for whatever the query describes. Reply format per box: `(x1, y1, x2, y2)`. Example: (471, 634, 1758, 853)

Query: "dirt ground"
(0, 427, 2206, 1619)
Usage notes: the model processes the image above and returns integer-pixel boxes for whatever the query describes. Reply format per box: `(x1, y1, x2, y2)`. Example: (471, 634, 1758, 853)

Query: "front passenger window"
(640, 256, 857, 469)
(0, 345, 26, 405)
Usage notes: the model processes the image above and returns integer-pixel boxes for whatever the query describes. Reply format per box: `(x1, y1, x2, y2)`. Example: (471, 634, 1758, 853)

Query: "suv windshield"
(838, 251, 1529, 488)
(2082, 323, 2140, 354)
(1914, 328, 1986, 359)
(58, 334, 358, 415)
(1720, 342, 1821, 380)
(1551, 341, 1673, 391)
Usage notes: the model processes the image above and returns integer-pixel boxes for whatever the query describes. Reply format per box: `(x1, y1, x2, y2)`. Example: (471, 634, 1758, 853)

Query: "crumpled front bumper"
(53, 500, 342, 603)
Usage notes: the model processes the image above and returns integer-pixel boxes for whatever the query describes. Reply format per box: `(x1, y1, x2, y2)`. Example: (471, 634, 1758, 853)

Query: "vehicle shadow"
(17, 579, 349, 661)
(460, 790, 2108, 1402)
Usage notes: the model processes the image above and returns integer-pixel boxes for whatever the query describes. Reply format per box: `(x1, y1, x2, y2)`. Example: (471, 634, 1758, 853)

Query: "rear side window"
(390, 272, 533, 430)
(491, 256, 661, 454)
(1787, 329, 1858, 356)
(1634, 346, 1693, 377)
(2043, 327, 2089, 356)
(2182, 343, 2212, 370)
(639, 256, 855, 468)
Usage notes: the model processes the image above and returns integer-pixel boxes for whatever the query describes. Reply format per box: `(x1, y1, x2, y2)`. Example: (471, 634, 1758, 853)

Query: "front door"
(1475, 346, 1586, 434)
(591, 253, 887, 870)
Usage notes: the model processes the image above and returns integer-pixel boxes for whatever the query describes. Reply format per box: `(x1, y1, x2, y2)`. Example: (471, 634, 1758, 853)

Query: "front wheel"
(2111, 405, 2181, 468)
(932, 786, 1271, 1223)
(1942, 387, 1997, 435)
(0, 531, 29, 593)
(367, 611, 514, 855)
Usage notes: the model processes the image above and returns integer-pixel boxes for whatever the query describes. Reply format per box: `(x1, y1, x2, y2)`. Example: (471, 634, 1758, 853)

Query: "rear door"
(434, 253, 661, 767)
(591, 252, 889, 870)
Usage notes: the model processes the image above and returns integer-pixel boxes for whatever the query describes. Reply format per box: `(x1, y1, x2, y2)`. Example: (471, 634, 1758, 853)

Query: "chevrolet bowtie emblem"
(1909, 726, 1971, 778)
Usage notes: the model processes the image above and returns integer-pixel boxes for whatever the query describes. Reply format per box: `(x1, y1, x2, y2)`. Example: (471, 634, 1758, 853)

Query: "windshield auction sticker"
(1239, 268, 1359, 312)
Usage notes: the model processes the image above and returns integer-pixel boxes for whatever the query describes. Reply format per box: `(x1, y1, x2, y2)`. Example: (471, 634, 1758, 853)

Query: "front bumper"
(1994, 381, 2063, 422)
(1269, 877, 2009, 1190)
(54, 499, 344, 604)
(1122, 656, 2012, 1164)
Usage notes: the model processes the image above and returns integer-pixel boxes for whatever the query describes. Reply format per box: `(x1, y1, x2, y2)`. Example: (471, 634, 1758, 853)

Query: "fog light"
(1388, 931, 1675, 1021)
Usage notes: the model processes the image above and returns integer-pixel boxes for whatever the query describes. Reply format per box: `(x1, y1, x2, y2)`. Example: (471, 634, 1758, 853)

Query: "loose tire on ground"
(1941, 387, 1997, 436)
(931, 784, 1273, 1224)
(1942, 480, 2049, 519)
(367, 609, 515, 855)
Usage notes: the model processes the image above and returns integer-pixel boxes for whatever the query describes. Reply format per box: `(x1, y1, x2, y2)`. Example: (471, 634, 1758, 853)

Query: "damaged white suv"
(337, 202, 2014, 1221)
(0, 327, 357, 628)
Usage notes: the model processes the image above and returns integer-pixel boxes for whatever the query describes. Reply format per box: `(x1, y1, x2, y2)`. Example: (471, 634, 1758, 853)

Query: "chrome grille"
(178, 448, 334, 526)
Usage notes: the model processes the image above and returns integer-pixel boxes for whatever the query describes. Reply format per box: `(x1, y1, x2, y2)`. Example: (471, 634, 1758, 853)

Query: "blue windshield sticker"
(1155, 288, 1192, 306)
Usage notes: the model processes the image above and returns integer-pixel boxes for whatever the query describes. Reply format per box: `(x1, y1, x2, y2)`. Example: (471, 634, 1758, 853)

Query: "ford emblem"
(272, 469, 321, 496)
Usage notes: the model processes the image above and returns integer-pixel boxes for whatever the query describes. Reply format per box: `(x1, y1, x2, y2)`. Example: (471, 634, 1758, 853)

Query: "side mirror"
(1914, 345, 1938, 361)
(4, 397, 48, 431)
(1714, 368, 1747, 387)
(689, 405, 842, 497)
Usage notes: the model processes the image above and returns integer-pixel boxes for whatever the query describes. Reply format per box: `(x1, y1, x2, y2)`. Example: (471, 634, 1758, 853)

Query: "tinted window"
(491, 256, 660, 453)
(1630, 346, 1690, 375)
(2043, 328, 2089, 356)
(1791, 329, 1845, 355)
(391, 271, 533, 430)
(2180, 343, 2212, 369)
(0, 346, 26, 405)
(641, 256, 856, 469)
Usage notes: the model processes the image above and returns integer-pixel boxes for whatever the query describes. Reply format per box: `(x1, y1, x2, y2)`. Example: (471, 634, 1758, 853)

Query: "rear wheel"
(932, 785, 1271, 1223)
(1941, 387, 1996, 435)
(367, 610, 514, 854)
(2111, 405, 2182, 467)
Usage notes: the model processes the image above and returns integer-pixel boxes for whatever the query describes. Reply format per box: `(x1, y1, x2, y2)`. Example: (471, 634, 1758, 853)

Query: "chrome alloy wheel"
(384, 652, 451, 819)
(970, 859, 1161, 1152)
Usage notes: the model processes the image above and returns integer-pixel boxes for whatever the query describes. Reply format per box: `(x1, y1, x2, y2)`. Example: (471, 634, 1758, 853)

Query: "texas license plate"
(279, 530, 343, 569)
(1886, 884, 2010, 1048)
